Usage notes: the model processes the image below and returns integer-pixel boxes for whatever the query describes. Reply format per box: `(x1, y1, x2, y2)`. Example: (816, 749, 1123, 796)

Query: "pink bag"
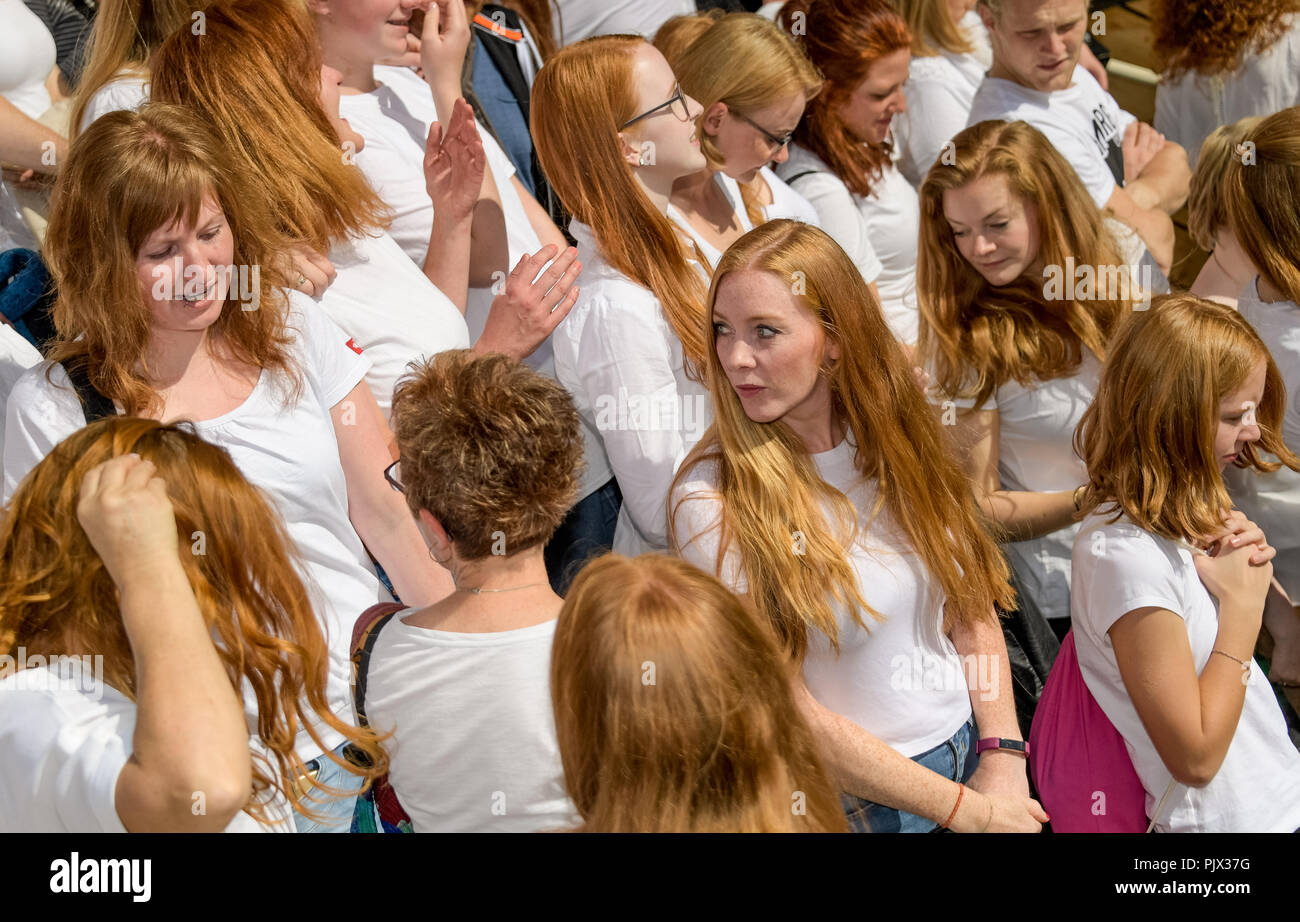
(1029, 630, 1149, 832)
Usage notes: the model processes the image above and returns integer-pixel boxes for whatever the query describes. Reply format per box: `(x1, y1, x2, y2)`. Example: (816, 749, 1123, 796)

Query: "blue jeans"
(841, 717, 977, 833)
(292, 741, 366, 834)
(544, 478, 622, 595)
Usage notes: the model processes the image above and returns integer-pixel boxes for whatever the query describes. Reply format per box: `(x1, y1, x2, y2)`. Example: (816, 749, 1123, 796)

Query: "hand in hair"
(423, 97, 486, 224)
(280, 245, 338, 298)
(418, 0, 472, 99)
(475, 244, 581, 362)
(76, 454, 180, 590)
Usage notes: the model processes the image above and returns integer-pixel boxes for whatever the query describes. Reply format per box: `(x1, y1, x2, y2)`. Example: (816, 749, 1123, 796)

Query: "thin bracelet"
(1212, 649, 1250, 672)
(942, 782, 964, 830)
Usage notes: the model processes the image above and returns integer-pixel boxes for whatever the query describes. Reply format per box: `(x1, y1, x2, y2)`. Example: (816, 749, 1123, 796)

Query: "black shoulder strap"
(783, 170, 822, 186)
(61, 362, 116, 424)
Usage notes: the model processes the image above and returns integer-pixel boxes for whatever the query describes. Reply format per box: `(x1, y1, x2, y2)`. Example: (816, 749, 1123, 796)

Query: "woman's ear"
(825, 335, 842, 364)
(617, 131, 644, 167)
(703, 101, 728, 136)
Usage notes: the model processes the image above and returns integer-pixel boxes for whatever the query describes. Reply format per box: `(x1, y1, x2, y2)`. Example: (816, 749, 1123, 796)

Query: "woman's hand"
(965, 752, 1031, 803)
(378, 30, 423, 73)
(475, 244, 581, 361)
(277, 245, 337, 298)
(423, 97, 485, 223)
(76, 454, 181, 589)
(1201, 509, 1275, 566)
(959, 790, 1048, 833)
(418, 0, 471, 97)
(1194, 533, 1273, 625)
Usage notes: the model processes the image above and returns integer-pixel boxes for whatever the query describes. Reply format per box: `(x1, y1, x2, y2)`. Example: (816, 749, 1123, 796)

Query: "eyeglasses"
(732, 111, 795, 154)
(384, 459, 404, 494)
(620, 83, 693, 130)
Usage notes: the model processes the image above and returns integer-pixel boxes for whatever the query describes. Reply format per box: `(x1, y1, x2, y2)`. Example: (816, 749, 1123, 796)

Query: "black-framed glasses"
(384, 459, 404, 494)
(732, 111, 795, 153)
(620, 83, 692, 130)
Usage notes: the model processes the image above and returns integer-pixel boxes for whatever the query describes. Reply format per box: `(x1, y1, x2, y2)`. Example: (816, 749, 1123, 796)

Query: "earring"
(638, 151, 651, 166)
(428, 546, 451, 566)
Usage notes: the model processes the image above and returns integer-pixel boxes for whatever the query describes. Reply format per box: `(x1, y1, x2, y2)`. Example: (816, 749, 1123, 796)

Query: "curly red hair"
(1154, 0, 1300, 80)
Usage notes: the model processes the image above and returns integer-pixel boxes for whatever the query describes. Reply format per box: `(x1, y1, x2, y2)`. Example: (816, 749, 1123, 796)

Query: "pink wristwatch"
(975, 737, 1030, 756)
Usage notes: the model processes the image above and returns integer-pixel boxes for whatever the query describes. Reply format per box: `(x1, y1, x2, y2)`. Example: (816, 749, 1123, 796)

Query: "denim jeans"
(544, 477, 622, 595)
(841, 717, 978, 833)
(292, 741, 366, 834)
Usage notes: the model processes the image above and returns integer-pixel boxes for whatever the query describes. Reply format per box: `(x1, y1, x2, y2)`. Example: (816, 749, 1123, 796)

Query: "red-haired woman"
(775, 0, 919, 346)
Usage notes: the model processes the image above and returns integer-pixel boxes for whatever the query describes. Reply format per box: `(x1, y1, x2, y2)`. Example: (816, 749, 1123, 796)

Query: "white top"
(551, 0, 695, 45)
(1071, 514, 1300, 832)
(932, 351, 1099, 622)
(1237, 276, 1300, 450)
(0, 0, 55, 253)
(672, 438, 973, 757)
(896, 10, 993, 186)
(78, 73, 149, 133)
(0, 324, 41, 464)
(317, 230, 470, 418)
(365, 615, 577, 833)
(967, 66, 1137, 209)
(553, 220, 711, 552)
(3, 295, 390, 761)
(1155, 14, 1300, 168)
(667, 171, 754, 273)
(758, 165, 821, 227)
(776, 143, 917, 344)
(0, 657, 292, 832)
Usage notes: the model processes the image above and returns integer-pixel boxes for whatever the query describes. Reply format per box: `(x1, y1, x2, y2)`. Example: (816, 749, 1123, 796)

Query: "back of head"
(1075, 293, 1298, 543)
(1154, 0, 1300, 80)
(652, 9, 725, 67)
(0, 416, 386, 819)
(783, 0, 911, 197)
(551, 553, 846, 832)
(1222, 105, 1300, 305)
(1188, 115, 1265, 251)
(917, 119, 1128, 408)
(530, 35, 710, 365)
(43, 103, 294, 417)
(149, 0, 389, 251)
(895, 0, 975, 57)
(390, 350, 582, 561)
(70, 0, 209, 137)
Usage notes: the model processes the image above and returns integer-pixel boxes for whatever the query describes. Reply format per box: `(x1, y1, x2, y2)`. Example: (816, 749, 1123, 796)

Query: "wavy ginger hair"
(69, 0, 210, 137)
(671, 220, 1013, 663)
(43, 105, 298, 419)
(531, 35, 710, 366)
(895, 0, 975, 57)
(917, 120, 1134, 409)
(1074, 294, 1300, 543)
(1187, 115, 1264, 251)
(1154, 0, 1300, 80)
(780, 0, 911, 198)
(551, 553, 847, 832)
(663, 13, 824, 227)
(149, 0, 390, 255)
(1222, 106, 1300, 306)
(0, 418, 388, 824)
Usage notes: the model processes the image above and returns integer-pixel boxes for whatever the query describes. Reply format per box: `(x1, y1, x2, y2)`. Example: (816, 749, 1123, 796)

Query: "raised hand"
(476, 244, 582, 361)
(423, 97, 486, 222)
(76, 454, 182, 590)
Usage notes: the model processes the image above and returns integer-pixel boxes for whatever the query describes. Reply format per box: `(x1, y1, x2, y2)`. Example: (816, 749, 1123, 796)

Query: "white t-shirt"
(667, 171, 754, 273)
(317, 230, 470, 418)
(672, 438, 973, 757)
(3, 295, 389, 760)
(78, 73, 149, 133)
(758, 165, 821, 227)
(1071, 514, 1300, 832)
(364, 615, 577, 832)
(551, 0, 695, 45)
(0, 0, 55, 253)
(932, 350, 1098, 622)
(553, 220, 711, 552)
(896, 10, 992, 186)
(1155, 14, 1300, 168)
(967, 66, 1137, 209)
(776, 143, 917, 344)
(0, 657, 292, 832)
(0, 324, 41, 462)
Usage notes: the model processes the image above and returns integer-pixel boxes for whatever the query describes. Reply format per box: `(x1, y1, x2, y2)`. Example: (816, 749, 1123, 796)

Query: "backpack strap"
(61, 361, 117, 425)
(350, 601, 407, 728)
(782, 169, 822, 186)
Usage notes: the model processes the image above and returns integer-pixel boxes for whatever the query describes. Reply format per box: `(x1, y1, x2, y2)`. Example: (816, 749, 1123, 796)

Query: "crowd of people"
(0, 0, 1298, 834)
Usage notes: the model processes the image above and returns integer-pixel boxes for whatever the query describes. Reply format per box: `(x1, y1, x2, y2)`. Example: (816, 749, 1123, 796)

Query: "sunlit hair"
(150, 0, 390, 254)
(670, 220, 1013, 663)
(70, 0, 210, 137)
(1222, 106, 1300, 305)
(916, 120, 1133, 409)
(390, 350, 582, 560)
(896, 0, 974, 56)
(1075, 294, 1300, 543)
(532, 35, 710, 366)
(0, 418, 388, 824)
(42, 104, 297, 418)
(1154, 0, 1300, 80)
(779, 0, 911, 198)
(551, 553, 847, 832)
(666, 13, 823, 226)
(1187, 115, 1264, 251)
(653, 9, 725, 66)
